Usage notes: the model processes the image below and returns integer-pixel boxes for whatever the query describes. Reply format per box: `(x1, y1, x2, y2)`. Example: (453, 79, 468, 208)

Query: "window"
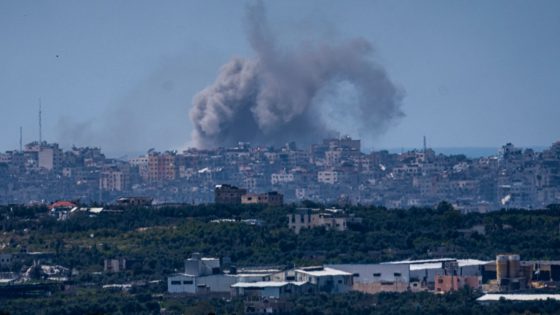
(438, 278, 443, 284)
(373, 273, 381, 277)
(394, 273, 402, 277)
(183, 280, 193, 285)
(171, 281, 181, 285)
(353, 273, 360, 278)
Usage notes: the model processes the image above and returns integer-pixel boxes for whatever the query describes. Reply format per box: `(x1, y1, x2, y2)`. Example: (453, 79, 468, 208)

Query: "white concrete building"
(294, 267, 353, 293)
(231, 281, 312, 299)
(327, 263, 410, 293)
(184, 254, 221, 276)
(271, 171, 294, 185)
(167, 273, 238, 294)
(318, 170, 339, 184)
(287, 208, 350, 234)
(168, 253, 227, 294)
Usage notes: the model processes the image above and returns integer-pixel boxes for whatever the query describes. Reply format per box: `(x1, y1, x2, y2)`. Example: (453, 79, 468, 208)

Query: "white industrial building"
(168, 255, 490, 296)
(168, 253, 233, 294)
(327, 263, 410, 293)
(168, 253, 279, 294)
(168, 273, 239, 294)
(382, 258, 489, 290)
(294, 267, 353, 293)
(231, 281, 313, 299)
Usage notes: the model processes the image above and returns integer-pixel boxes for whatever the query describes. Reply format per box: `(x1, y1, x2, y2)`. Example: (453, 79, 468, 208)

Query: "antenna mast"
(38, 98, 42, 145)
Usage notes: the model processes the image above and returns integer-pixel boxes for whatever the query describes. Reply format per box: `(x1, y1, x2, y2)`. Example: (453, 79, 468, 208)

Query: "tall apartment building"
(100, 169, 129, 191)
(24, 142, 63, 171)
(147, 151, 177, 182)
(129, 156, 149, 180)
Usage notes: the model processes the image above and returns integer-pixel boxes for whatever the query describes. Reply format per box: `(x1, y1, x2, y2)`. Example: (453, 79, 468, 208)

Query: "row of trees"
(2, 203, 560, 278)
(2, 289, 560, 315)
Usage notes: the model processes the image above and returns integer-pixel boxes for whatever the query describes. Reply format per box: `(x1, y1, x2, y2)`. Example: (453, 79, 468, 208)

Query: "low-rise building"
(383, 258, 489, 291)
(294, 266, 353, 293)
(116, 196, 153, 207)
(168, 273, 238, 294)
(215, 184, 247, 205)
(435, 274, 480, 293)
(241, 192, 283, 206)
(168, 253, 241, 295)
(327, 264, 409, 294)
(104, 258, 126, 273)
(287, 208, 354, 234)
(231, 281, 312, 299)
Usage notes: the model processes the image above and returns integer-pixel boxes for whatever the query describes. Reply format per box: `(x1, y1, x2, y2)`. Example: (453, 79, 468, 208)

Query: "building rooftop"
(409, 262, 443, 271)
(231, 281, 308, 288)
(382, 258, 490, 269)
(383, 258, 456, 265)
(457, 259, 491, 267)
(295, 267, 352, 277)
(169, 273, 196, 277)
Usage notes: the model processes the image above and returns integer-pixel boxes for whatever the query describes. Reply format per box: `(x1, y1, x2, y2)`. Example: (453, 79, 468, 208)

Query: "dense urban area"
(1, 137, 560, 211)
(2, 137, 560, 314)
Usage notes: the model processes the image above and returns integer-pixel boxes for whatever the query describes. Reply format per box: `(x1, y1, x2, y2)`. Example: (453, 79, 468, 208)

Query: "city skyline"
(1, 0, 560, 154)
(2, 135, 559, 211)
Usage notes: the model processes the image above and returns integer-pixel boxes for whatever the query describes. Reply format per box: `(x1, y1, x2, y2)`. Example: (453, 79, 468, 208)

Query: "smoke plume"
(190, 1, 404, 148)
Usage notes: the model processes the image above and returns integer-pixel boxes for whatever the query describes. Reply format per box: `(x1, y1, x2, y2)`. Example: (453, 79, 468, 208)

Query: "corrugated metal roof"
(409, 262, 442, 271)
(457, 259, 492, 267)
(383, 258, 455, 265)
(232, 281, 289, 288)
(295, 267, 352, 277)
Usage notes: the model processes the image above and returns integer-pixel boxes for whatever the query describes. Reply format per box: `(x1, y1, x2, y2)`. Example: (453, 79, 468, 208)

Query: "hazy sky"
(1, 0, 559, 155)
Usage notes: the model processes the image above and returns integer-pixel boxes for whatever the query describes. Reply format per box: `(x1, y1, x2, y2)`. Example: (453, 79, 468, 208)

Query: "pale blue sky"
(1, 0, 559, 155)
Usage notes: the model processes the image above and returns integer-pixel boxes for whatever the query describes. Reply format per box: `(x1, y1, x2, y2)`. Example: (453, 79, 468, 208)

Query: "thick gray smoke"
(190, 1, 404, 148)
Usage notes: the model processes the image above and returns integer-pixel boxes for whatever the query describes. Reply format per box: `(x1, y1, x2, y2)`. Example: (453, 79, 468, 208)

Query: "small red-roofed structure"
(49, 201, 77, 210)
